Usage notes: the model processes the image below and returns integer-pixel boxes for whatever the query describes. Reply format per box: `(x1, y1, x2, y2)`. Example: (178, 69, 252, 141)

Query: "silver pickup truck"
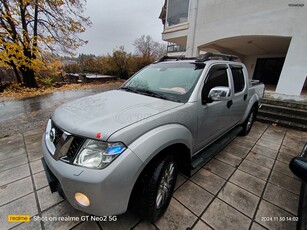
(42, 53, 264, 222)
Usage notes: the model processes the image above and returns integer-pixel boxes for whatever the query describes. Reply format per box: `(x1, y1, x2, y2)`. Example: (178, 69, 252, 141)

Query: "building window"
(167, 0, 190, 27)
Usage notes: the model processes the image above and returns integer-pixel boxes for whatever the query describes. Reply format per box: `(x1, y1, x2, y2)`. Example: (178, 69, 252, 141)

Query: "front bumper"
(41, 157, 59, 193)
(41, 136, 144, 216)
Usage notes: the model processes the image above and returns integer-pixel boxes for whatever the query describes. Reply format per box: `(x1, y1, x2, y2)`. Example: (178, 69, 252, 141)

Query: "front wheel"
(240, 106, 256, 136)
(142, 155, 178, 223)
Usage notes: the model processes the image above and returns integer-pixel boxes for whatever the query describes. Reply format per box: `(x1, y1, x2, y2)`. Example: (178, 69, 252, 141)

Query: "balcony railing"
(167, 44, 186, 53)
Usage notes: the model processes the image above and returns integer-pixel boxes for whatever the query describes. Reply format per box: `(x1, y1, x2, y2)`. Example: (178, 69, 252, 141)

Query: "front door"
(196, 64, 236, 152)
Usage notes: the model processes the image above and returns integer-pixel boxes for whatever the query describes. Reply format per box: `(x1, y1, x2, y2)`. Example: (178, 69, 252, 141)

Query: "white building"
(160, 0, 307, 96)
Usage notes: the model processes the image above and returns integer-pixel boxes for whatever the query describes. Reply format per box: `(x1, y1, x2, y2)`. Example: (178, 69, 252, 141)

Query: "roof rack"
(154, 55, 196, 63)
(154, 52, 239, 63)
(196, 53, 239, 62)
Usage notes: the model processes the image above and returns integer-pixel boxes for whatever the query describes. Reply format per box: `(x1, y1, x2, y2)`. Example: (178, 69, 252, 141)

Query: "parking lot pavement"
(0, 122, 306, 230)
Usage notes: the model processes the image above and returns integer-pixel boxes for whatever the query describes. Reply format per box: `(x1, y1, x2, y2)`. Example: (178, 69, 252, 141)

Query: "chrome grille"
(46, 119, 85, 163)
(62, 136, 85, 163)
(53, 124, 63, 147)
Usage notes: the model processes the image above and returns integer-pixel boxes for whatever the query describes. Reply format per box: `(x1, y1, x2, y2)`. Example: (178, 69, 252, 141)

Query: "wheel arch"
(145, 143, 191, 177)
(241, 95, 260, 124)
(126, 124, 193, 213)
(128, 142, 191, 212)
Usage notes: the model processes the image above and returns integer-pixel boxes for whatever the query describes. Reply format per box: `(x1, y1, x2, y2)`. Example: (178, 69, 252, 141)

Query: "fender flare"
(128, 124, 193, 165)
(240, 94, 259, 124)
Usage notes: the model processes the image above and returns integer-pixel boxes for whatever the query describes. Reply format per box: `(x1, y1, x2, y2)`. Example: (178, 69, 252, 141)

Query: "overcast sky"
(77, 0, 165, 56)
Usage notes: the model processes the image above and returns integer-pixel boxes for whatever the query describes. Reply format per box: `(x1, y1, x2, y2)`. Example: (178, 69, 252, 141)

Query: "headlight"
(73, 139, 126, 169)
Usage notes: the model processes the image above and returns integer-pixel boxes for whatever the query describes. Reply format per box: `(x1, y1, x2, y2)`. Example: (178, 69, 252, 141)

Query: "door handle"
(227, 100, 233, 108)
(243, 94, 247, 101)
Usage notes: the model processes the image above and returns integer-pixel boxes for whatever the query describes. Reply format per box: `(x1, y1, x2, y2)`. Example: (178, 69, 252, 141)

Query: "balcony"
(161, 0, 190, 44)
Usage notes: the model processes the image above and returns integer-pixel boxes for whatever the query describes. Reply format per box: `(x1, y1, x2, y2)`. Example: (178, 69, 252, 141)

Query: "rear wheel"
(240, 106, 256, 136)
(142, 155, 178, 222)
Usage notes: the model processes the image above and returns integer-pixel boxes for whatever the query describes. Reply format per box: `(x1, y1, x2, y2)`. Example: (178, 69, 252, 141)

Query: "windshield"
(120, 62, 204, 103)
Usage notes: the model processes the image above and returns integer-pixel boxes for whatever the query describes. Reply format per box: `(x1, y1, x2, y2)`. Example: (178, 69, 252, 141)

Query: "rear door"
(229, 65, 249, 124)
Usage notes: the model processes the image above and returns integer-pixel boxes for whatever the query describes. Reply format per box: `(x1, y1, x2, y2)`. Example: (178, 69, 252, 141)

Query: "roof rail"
(154, 55, 196, 63)
(196, 53, 239, 62)
(154, 53, 239, 63)
(154, 56, 178, 63)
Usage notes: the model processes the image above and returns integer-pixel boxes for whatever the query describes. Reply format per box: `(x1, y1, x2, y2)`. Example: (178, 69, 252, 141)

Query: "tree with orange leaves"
(0, 0, 91, 87)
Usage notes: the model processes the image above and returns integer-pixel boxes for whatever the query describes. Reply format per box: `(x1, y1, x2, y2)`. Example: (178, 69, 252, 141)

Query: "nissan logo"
(49, 128, 56, 142)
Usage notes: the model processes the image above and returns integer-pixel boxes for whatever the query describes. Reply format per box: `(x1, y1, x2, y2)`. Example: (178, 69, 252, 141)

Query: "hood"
(52, 90, 182, 140)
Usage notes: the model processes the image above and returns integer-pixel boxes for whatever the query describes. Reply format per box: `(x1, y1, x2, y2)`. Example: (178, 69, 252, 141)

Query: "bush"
(60, 44, 161, 80)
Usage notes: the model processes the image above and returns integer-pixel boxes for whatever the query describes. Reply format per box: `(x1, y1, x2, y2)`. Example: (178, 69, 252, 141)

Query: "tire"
(240, 106, 256, 136)
(142, 155, 178, 223)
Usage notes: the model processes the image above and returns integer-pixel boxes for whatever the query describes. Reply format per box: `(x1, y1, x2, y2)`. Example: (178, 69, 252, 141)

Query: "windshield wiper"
(120, 87, 170, 100)
(119, 86, 140, 94)
(135, 88, 169, 100)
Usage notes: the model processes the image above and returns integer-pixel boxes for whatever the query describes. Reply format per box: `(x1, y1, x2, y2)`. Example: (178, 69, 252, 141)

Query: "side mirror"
(208, 86, 231, 101)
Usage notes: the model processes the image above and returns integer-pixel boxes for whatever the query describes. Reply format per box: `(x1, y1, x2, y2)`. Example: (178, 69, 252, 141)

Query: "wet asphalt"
(0, 82, 122, 138)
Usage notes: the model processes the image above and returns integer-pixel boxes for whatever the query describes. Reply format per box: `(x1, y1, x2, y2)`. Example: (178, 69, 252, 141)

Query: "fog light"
(75, 192, 90, 207)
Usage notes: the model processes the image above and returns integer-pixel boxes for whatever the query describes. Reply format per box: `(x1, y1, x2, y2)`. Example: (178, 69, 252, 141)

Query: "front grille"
(60, 136, 85, 163)
(49, 120, 85, 164)
(67, 137, 85, 159)
(53, 124, 63, 147)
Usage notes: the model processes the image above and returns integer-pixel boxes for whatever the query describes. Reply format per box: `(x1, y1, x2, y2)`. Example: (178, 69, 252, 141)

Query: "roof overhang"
(198, 36, 291, 57)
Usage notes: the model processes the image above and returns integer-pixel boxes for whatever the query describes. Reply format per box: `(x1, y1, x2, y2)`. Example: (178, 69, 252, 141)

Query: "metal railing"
(167, 44, 186, 53)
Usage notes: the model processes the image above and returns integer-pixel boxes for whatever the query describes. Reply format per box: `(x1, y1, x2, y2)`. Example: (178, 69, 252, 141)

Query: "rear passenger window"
(231, 68, 245, 93)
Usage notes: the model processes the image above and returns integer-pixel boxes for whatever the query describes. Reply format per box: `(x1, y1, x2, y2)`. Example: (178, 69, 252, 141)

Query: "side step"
(191, 126, 243, 169)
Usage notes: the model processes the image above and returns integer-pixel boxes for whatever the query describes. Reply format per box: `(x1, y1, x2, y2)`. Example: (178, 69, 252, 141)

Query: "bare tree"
(133, 35, 166, 59)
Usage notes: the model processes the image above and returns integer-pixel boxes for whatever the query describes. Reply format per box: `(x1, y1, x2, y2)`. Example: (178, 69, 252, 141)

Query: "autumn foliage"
(0, 0, 91, 87)
(63, 36, 167, 80)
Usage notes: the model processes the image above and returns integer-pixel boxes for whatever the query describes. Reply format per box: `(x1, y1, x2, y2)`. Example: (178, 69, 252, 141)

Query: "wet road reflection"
(0, 83, 121, 138)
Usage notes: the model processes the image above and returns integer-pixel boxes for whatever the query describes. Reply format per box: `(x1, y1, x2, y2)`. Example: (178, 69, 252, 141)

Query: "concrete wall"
(189, 0, 301, 55)
(163, 0, 307, 95)
(276, 4, 307, 95)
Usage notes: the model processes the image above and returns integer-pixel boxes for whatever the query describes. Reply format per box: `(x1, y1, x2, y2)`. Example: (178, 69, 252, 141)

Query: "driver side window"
(202, 65, 229, 103)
